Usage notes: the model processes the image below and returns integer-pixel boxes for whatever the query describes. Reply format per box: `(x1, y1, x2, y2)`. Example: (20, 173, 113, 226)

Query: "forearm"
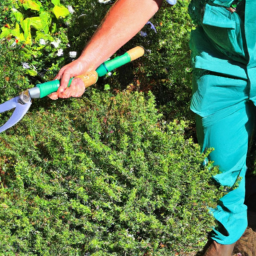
(79, 0, 163, 70)
(51, 0, 163, 99)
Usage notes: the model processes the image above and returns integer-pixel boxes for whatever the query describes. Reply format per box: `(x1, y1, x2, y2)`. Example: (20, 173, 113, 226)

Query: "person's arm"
(49, 0, 163, 99)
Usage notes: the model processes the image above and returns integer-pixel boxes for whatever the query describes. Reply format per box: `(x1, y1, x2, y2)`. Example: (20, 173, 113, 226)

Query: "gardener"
(49, 0, 253, 255)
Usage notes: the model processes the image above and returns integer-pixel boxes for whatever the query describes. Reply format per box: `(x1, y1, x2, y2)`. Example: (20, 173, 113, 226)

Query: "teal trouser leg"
(196, 101, 255, 245)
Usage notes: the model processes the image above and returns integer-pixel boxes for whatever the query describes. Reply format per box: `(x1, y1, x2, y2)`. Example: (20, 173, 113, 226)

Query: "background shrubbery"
(0, 0, 224, 255)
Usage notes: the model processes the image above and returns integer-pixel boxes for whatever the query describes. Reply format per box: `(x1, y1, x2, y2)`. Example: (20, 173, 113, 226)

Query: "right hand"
(48, 57, 94, 100)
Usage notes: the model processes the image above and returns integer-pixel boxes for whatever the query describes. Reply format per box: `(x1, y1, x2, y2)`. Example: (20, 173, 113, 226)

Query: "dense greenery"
(0, 0, 225, 255)
(0, 91, 224, 255)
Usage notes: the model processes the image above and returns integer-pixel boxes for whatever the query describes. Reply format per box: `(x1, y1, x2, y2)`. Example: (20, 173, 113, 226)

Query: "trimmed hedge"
(0, 91, 223, 255)
(0, 0, 226, 255)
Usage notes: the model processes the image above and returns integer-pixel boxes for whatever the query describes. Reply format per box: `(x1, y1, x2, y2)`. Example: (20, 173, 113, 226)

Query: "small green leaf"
(51, 23, 57, 33)
(51, 0, 61, 6)
(11, 8, 24, 22)
(104, 84, 110, 91)
(35, 31, 53, 43)
(40, 11, 51, 34)
(20, 18, 32, 44)
(26, 69, 37, 76)
(29, 17, 43, 31)
(22, 0, 42, 11)
(11, 23, 25, 42)
(185, 67, 193, 73)
(0, 27, 11, 39)
(52, 5, 70, 19)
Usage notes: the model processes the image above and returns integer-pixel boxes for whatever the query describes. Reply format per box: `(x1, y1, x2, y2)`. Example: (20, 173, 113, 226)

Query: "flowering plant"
(0, 0, 72, 78)
(0, 0, 70, 45)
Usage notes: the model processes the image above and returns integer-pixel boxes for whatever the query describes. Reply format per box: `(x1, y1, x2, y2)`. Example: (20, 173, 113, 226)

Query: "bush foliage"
(0, 0, 224, 255)
(0, 91, 223, 255)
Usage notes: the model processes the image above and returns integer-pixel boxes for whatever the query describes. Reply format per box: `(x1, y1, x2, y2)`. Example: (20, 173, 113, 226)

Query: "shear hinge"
(19, 90, 31, 104)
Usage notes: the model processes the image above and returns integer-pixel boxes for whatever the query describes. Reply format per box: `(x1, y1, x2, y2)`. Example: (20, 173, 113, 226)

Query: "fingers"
(50, 59, 88, 100)
(48, 92, 59, 100)
(58, 71, 72, 94)
(48, 79, 85, 100)
(54, 66, 66, 80)
(57, 78, 85, 99)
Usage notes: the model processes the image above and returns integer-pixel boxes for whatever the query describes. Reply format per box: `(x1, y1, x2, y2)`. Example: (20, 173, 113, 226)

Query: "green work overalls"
(188, 0, 256, 245)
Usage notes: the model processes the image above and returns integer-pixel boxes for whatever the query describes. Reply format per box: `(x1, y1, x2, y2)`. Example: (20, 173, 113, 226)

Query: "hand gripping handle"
(36, 46, 145, 98)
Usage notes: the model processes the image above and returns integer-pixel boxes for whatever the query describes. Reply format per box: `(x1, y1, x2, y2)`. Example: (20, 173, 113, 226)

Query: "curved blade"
(0, 97, 19, 113)
(0, 97, 32, 133)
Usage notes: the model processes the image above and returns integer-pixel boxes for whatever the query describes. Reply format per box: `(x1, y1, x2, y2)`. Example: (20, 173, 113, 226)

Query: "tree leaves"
(52, 5, 70, 19)
(0, 0, 70, 45)
(22, 0, 42, 11)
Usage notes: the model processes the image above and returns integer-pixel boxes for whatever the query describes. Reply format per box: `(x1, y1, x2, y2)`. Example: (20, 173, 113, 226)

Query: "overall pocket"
(202, 4, 246, 62)
(212, 0, 234, 8)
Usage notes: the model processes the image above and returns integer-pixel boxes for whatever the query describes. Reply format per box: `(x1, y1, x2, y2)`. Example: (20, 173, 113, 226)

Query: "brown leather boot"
(203, 240, 236, 256)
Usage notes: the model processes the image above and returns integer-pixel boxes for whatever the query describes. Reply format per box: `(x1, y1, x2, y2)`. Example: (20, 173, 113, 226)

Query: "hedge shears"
(0, 46, 144, 133)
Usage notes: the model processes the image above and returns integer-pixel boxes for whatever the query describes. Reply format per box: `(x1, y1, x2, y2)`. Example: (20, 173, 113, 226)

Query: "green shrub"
(0, 43, 31, 103)
(0, 0, 71, 80)
(126, 0, 195, 121)
(0, 1, 226, 255)
(0, 91, 223, 255)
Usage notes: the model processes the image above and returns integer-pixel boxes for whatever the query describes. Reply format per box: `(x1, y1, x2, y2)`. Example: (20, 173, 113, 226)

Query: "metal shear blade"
(0, 96, 32, 133)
